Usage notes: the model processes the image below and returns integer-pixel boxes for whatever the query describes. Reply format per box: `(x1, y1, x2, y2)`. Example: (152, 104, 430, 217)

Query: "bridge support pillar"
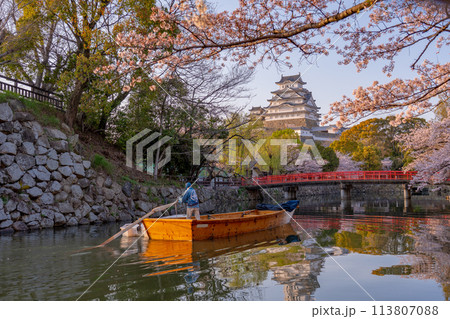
(248, 188, 263, 202)
(283, 186, 297, 200)
(403, 184, 412, 212)
(340, 183, 353, 213)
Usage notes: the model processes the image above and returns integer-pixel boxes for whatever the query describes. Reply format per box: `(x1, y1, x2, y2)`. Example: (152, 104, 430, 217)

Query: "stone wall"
(295, 184, 405, 197)
(0, 101, 250, 233)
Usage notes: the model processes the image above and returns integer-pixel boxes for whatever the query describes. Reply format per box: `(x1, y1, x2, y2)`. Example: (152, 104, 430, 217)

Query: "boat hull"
(142, 209, 295, 241)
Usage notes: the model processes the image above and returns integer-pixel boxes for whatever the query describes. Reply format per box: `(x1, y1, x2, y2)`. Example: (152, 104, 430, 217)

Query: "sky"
(213, 0, 445, 124)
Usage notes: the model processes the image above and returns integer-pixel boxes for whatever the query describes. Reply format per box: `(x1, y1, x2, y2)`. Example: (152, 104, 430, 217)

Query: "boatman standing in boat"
(179, 182, 200, 220)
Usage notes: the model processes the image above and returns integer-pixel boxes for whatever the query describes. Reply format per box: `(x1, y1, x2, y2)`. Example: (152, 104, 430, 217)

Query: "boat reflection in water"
(138, 223, 298, 277)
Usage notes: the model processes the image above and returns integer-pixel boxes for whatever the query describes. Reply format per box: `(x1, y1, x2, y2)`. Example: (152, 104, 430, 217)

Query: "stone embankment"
(0, 101, 247, 233)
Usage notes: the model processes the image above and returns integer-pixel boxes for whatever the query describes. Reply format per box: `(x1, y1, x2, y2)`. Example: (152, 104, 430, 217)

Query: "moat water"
(0, 194, 449, 301)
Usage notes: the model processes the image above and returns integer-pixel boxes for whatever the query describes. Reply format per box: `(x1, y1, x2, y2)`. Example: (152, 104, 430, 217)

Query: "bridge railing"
(241, 171, 418, 186)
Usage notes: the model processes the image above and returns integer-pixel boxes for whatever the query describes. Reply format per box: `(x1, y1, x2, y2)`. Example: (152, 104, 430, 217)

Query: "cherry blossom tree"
(109, 0, 449, 183)
(109, 0, 383, 82)
(397, 118, 450, 187)
(111, 0, 448, 115)
(336, 152, 363, 171)
(285, 152, 325, 173)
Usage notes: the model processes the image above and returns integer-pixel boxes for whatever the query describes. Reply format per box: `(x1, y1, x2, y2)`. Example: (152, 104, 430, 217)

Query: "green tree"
(0, 1, 64, 90)
(222, 114, 265, 176)
(316, 144, 339, 172)
(259, 129, 301, 175)
(108, 76, 196, 177)
(352, 145, 382, 171)
(0, 0, 161, 129)
(330, 117, 426, 170)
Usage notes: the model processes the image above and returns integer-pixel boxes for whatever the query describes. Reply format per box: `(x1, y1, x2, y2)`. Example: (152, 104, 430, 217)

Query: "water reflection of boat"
(142, 208, 296, 241)
(140, 224, 297, 276)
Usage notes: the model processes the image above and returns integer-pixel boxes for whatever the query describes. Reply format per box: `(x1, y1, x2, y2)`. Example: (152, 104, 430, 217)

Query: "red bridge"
(240, 171, 430, 212)
(242, 170, 418, 188)
(198, 171, 448, 212)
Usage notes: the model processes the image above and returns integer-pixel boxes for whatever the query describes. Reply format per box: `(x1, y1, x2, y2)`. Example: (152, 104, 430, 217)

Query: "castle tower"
(264, 74, 320, 129)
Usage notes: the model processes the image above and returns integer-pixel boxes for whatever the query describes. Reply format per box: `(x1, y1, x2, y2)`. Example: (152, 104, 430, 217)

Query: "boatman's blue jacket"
(181, 183, 199, 208)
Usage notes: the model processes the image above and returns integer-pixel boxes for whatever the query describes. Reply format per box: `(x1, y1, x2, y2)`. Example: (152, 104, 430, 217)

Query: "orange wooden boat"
(142, 208, 296, 241)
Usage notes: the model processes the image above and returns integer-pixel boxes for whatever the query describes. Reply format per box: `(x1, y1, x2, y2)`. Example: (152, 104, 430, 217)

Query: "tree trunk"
(65, 79, 87, 127)
(98, 91, 129, 134)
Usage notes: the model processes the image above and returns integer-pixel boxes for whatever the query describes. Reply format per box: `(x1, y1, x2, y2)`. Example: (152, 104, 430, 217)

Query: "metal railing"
(0, 74, 64, 110)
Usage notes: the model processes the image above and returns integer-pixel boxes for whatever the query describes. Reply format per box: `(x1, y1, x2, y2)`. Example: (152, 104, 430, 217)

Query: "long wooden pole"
(94, 201, 177, 249)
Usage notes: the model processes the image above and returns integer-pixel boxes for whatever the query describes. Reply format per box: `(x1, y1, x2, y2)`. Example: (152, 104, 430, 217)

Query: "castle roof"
(265, 111, 316, 117)
(268, 96, 316, 104)
(267, 102, 318, 110)
(270, 87, 309, 95)
(267, 100, 319, 111)
(268, 96, 306, 103)
(275, 74, 306, 85)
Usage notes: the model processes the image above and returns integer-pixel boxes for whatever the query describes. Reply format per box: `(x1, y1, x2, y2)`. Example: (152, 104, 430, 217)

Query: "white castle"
(249, 74, 342, 145)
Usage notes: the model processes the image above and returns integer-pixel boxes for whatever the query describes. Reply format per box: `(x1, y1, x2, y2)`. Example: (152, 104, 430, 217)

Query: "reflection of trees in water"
(294, 194, 450, 215)
(372, 218, 450, 300)
(292, 214, 449, 300)
(214, 251, 269, 288)
(128, 215, 448, 301)
(296, 215, 449, 300)
(334, 230, 415, 255)
(214, 242, 332, 300)
(293, 215, 425, 255)
(106, 225, 300, 300)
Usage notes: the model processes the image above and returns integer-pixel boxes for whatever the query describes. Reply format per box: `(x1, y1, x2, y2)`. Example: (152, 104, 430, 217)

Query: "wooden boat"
(142, 208, 296, 241)
(139, 223, 297, 276)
